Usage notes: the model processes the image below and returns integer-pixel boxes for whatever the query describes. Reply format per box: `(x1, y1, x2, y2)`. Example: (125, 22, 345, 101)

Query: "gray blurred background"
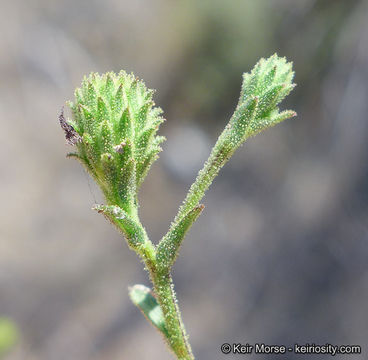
(1, 0, 367, 359)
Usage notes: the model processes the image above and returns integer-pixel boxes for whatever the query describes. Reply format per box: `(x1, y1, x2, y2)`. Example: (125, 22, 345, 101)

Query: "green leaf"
(116, 157, 136, 208)
(86, 82, 97, 109)
(116, 108, 132, 141)
(114, 84, 124, 115)
(98, 120, 113, 154)
(229, 96, 259, 146)
(93, 204, 146, 248)
(127, 78, 139, 111)
(157, 204, 204, 269)
(79, 104, 94, 134)
(97, 97, 109, 122)
(105, 74, 114, 106)
(262, 65, 277, 91)
(129, 284, 168, 338)
(136, 102, 152, 131)
(249, 109, 297, 137)
(257, 84, 285, 118)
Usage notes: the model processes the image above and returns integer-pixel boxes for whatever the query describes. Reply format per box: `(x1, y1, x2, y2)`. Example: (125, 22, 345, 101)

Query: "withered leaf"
(59, 107, 82, 145)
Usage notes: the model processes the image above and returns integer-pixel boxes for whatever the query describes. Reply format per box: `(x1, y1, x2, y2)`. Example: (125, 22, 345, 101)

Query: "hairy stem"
(150, 268, 194, 360)
(173, 128, 234, 225)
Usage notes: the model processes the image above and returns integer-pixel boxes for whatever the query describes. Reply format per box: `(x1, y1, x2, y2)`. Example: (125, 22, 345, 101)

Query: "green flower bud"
(230, 53, 296, 144)
(60, 71, 165, 216)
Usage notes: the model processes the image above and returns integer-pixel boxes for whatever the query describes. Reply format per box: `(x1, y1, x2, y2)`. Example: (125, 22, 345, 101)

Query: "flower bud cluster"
(61, 71, 165, 215)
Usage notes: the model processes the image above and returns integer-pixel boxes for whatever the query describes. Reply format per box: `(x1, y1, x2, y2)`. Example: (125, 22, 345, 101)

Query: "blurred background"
(1, 0, 367, 359)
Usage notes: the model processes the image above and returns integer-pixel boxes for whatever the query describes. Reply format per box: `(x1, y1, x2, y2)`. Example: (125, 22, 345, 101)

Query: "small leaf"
(261, 65, 276, 92)
(105, 74, 114, 105)
(136, 102, 152, 130)
(86, 82, 97, 109)
(129, 284, 168, 337)
(136, 148, 159, 187)
(100, 153, 116, 183)
(242, 61, 261, 99)
(136, 126, 156, 155)
(257, 84, 285, 118)
(116, 108, 132, 141)
(127, 78, 138, 111)
(114, 84, 124, 115)
(98, 120, 113, 154)
(157, 204, 204, 269)
(249, 109, 297, 137)
(117, 157, 136, 205)
(97, 97, 109, 122)
(93, 204, 146, 248)
(229, 96, 258, 146)
(66, 152, 81, 160)
(79, 104, 94, 133)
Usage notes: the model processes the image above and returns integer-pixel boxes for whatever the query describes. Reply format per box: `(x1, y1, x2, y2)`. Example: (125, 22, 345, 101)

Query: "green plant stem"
(173, 128, 234, 225)
(148, 130, 236, 360)
(149, 268, 194, 360)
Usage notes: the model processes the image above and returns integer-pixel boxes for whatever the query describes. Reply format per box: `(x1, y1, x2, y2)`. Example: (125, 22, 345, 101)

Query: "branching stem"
(60, 54, 296, 360)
